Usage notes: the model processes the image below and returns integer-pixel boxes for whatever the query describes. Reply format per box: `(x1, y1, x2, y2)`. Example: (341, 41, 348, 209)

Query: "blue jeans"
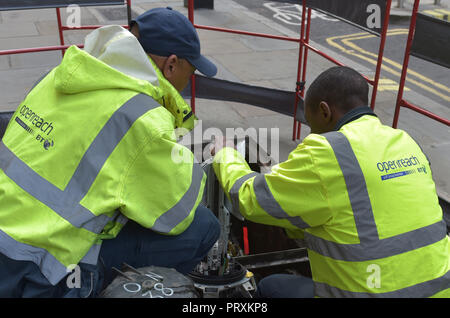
(0, 205, 220, 298)
(98, 205, 221, 289)
(254, 274, 315, 298)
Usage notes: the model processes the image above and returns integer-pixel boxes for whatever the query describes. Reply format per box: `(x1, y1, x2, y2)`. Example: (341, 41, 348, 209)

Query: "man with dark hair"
(304, 66, 369, 134)
(212, 66, 450, 298)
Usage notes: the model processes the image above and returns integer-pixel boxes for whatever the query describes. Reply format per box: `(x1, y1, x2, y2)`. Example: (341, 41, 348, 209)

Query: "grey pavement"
(391, 0, 449, 17)
(0, 0, 449, 202)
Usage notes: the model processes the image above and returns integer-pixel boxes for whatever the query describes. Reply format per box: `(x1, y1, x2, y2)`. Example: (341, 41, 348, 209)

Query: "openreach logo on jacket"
(15, 104, 55, 150)
(376, 154, 427, 181)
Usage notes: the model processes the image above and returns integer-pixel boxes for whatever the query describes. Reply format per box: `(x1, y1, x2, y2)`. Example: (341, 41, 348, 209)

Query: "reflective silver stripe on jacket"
(151, 162, 205, 233)
(0, 142, 114, 234)
(305, 219, 447, 262)
(309, 131, 448, 297)
(229, 172, 258, 217)
(64, 93, 159, 204)
(229, 171, 310, 229)
(323, 132, 379, 243)
(0, 93, 159, 234)
(315, 270, 450, 298)
(253, 174, 310, 229)
(0, 93, 159, 284)
(0, 229, 66, 285)
(0, 210, 128, 285)
(0, 228, 102, 285)
(306, 131, 448, 259)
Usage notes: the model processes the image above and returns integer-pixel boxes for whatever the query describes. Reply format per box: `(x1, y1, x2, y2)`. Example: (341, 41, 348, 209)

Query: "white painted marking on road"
(263, 2, 339, 26)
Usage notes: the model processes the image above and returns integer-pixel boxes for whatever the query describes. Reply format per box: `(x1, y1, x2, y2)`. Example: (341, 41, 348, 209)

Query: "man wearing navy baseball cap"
(129, 7, 217, 92)
(0, 7, 221, 297)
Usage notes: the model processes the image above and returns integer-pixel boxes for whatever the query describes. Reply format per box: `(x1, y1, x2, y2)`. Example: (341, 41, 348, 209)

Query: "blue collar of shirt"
(334, 106, 377, 131)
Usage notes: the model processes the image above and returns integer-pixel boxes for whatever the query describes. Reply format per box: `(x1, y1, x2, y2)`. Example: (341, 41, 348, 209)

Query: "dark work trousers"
(98, 205, 221, 289)
(0, 205, 220, 298)
(254, 274, 315, 298)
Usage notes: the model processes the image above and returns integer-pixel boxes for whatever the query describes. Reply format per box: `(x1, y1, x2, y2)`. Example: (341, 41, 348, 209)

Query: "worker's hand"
(210, 136, 236, 156)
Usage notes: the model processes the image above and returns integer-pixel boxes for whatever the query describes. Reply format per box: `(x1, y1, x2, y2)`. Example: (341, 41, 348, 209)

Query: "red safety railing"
(392, 0, 450, 128)
(187, 0, 393, 140)
(296, 1, 393, 139)
(0, 0, 131, 58)
(186, 0, 303, 118)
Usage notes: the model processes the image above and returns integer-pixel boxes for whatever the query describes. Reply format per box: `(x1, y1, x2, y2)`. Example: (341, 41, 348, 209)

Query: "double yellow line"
(423, 8, 450, 21)
(326, 29, 450, 102)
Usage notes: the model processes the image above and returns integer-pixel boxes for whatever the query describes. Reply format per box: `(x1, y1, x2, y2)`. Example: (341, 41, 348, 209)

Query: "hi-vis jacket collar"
(55, 25, 196, 135)
(334, 106, 377, 131)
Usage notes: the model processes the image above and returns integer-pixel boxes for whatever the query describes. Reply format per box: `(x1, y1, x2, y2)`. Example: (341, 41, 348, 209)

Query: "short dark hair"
(305, 66, 369, 112)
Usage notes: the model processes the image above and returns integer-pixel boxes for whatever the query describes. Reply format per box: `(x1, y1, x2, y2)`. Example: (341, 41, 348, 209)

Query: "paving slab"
(200, 36, 253, 56)
(0, 66, 53, 112)
(212, 49, 300, 82)
(0, 22, 39, 38)
(0, 8, 56, 23)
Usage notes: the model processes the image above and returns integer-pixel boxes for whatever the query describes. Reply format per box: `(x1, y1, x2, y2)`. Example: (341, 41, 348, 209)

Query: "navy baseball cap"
(130, 7, 217, 77)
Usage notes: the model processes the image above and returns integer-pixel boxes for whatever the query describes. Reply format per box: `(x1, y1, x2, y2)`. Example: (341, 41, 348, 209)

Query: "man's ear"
(319, 101, 332, 124)
(162, 54, 179, 80)
(130, 24, 140, 38)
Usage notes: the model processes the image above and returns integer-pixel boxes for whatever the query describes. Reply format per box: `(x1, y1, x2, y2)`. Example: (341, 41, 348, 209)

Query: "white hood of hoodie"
(83, 25, 160, 87)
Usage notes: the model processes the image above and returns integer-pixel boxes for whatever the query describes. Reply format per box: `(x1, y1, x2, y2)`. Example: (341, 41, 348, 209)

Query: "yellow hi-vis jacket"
(0, 26, 205, 285)
(213, 108, 450, 297)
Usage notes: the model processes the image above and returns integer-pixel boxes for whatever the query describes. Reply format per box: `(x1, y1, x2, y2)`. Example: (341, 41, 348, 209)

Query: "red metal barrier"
(293, 1, 308, 141)
(187, 0, 392, 140)
(392, 0, 450, 128)
(0, 45, 80, 56)
(0, 0, 131, 57)
(292, 0, 392, 139)
(188, 0, 196, 113)
(187, 0, 303, 139)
